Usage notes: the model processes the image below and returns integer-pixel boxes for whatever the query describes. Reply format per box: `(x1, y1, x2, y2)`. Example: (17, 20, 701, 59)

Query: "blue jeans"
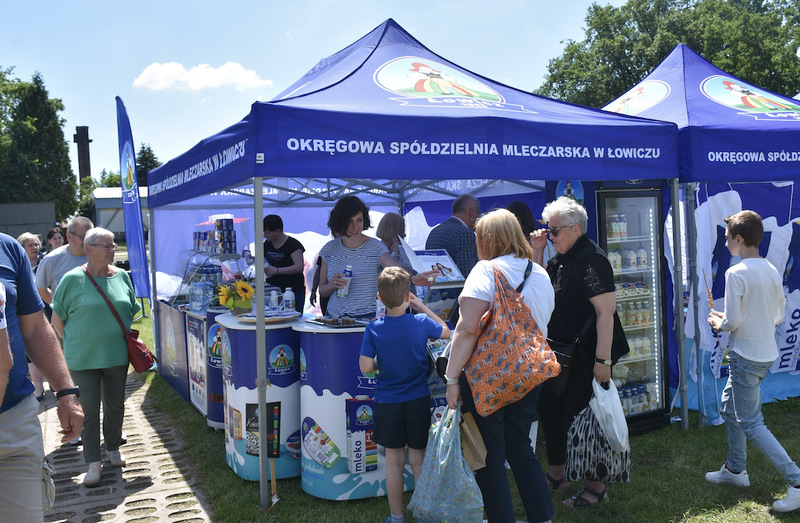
(461, 379, 554, 522)
(722, 352, 800, 485)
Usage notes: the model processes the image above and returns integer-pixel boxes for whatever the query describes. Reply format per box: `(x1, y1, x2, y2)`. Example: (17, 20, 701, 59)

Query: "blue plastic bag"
(408, 404, 484, 522)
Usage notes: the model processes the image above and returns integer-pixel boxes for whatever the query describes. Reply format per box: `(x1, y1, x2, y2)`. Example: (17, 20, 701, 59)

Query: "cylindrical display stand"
(218, 313, 301, 480)
(294, 322, 415, 500)
(205, 307, 229, 429)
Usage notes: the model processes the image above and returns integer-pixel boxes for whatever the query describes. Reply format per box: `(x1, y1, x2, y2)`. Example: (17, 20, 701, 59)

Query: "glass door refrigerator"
(596, 181, 670, 433)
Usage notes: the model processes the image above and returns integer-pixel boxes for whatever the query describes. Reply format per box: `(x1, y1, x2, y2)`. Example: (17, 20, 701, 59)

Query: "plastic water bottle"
(190, 282, 204, 313)
(375, 296, 386, 319)
(283, 287, 295, 311)
(337, 265, 353, 297)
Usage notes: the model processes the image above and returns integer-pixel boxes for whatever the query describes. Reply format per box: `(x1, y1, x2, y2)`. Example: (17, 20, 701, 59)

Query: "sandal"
(565, 486, 607, 508)
(546, 473, 570, 492)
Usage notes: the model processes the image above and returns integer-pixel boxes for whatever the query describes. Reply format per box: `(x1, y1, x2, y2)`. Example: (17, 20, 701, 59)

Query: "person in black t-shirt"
(263, 215, 306, 312)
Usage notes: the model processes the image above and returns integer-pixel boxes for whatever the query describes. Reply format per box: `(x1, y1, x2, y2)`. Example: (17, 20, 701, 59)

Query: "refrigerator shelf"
(613, 267, 653, 276)
(606, 234, 651, 244)
(616, 293, 652, 302)
(622, 323, 654, 331)
(616, 353, 655, 364)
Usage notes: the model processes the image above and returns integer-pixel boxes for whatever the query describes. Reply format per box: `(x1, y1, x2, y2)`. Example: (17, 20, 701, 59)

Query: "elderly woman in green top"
(51, 227, 140, 487)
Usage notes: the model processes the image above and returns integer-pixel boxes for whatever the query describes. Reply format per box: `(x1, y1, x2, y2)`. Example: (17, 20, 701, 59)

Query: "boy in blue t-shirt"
(360, 267, 450, 523)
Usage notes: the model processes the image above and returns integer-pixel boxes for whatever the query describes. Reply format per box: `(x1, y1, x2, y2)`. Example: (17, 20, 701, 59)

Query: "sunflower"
(236, 280, 255, 300)
(218, 285, 232, 307)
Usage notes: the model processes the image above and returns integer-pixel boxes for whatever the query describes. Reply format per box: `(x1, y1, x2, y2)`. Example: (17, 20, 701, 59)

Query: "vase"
(231, 299, 252, 316)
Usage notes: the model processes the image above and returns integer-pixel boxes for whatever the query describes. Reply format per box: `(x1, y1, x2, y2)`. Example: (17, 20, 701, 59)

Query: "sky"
(2, 0, 626, 182)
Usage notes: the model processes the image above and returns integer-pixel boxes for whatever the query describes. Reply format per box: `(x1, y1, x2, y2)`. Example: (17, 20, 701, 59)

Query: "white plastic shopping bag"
(589, 379, 630, 452)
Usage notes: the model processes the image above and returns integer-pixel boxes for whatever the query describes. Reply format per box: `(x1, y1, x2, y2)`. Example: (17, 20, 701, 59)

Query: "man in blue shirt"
(425, 194, 480, 278)
(0, 232, 84, 521)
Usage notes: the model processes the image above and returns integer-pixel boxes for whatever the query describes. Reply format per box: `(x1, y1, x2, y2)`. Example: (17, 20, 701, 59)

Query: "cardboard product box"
(346, 397, 377, 474)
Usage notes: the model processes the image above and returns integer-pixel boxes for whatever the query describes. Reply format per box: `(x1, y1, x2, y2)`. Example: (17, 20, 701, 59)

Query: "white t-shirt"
(720, 257, 785, 362)
(460, 254, 554, 337)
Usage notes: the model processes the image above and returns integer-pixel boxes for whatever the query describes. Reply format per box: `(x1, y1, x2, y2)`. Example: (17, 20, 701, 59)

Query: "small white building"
(90, 187, 149, 241)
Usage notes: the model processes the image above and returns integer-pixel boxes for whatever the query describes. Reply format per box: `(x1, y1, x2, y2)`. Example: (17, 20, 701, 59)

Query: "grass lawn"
(133, 302, 800, 522)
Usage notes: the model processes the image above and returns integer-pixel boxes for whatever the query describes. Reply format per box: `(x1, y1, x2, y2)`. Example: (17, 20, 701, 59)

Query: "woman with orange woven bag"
(444, 208, 555, 523)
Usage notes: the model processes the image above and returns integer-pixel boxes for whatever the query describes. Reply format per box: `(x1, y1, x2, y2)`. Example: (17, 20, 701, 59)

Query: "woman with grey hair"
(16, 232, 46, 400)
(531, 196, 622, 508)
(51, 227, 140, 487)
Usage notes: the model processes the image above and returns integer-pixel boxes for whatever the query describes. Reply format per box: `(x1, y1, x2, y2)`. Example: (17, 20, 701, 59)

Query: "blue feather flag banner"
(115, 96, 151, 298)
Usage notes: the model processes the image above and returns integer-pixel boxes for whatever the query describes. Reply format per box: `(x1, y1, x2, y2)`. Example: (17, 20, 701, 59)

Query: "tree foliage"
(99, 168, 121, 188)
(0, 69, 78, 220)
(536, 0, 800, 107)
(135, 143, 161, 187)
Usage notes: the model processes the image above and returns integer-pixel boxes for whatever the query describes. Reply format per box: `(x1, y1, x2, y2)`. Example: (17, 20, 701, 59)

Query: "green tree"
(0, 70, 78, 220)
(135, 143, 161, 187)
(99, 168, 121, 188)
(75, 174, 98, 219)
(536, 0, 800, 107)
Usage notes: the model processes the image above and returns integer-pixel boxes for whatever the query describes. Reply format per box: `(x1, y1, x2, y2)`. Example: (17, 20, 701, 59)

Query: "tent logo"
(375, 57, 506, 107)
(604, 80, 670, 115)
(701, 75, 800, 119)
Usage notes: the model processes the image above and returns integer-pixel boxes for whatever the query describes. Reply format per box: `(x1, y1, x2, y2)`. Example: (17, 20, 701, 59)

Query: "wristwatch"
(595, 357, 612, 366)
(444, 375, 459, 385)
(56, 387, 80, 399)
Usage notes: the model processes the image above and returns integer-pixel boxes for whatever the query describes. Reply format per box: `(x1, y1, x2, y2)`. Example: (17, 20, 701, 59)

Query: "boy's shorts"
(373, 396, 430, 450)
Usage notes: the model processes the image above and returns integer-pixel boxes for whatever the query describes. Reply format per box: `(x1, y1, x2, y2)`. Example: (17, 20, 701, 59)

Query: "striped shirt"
(320, 237, 388, 318)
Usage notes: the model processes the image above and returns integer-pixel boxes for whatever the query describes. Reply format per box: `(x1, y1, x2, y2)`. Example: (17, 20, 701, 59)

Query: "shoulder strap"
(82, 266, 128, 336)
(516, 260, 533, 293)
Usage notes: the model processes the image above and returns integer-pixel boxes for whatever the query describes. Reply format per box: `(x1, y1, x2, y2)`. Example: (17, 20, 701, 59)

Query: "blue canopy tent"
(148, 19, 679, 505)
(606, 44, 800, 425)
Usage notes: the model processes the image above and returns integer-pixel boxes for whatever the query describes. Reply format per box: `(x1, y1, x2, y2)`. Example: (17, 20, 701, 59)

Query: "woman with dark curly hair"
(318, 196, 436, 318)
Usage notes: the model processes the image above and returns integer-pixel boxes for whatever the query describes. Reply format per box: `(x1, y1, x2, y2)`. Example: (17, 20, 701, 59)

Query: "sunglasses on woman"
(547, 224, 574, 237)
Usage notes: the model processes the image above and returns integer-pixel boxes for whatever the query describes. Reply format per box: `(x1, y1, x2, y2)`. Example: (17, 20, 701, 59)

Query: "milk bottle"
(637, 245, 648, 267)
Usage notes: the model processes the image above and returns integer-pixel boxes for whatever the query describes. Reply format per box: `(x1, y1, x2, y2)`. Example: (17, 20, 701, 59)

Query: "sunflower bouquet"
(218, 280, 255, 316)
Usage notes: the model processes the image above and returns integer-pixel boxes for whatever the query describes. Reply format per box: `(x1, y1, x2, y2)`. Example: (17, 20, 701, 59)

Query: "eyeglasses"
(89, 243, 117, 250)
(547, 224, 575, 237)
(69, 231, 85, 240)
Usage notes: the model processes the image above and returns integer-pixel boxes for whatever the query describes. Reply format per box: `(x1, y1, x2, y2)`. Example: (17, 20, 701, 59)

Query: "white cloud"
(133, 62, 272, 92)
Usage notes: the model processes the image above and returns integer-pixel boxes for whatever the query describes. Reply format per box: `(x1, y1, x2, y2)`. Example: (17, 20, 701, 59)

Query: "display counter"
(293, 321, 415, 500)
(157, 300, 190, 402)
(217, 313, 302, 481)
(185, 307, 228, 429)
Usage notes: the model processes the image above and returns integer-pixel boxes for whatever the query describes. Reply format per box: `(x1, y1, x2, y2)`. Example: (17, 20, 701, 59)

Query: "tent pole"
(254, 177, 270, 507)
(148, 207, 161, 369)
(670, 180, 689, 430)
(686, 183, 705, 427)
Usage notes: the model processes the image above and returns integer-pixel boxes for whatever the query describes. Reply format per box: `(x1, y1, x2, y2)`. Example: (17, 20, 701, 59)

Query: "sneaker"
(705, 463, 750, 487)
(773, 485, 800, 512)
(66, 436, 81, 446)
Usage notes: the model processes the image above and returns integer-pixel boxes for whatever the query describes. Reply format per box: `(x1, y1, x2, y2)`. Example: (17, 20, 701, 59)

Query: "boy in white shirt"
(706, 210, 800, 512)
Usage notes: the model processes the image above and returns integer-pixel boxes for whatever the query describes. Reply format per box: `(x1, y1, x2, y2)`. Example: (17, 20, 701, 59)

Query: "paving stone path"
(38, 372, 214, 523)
